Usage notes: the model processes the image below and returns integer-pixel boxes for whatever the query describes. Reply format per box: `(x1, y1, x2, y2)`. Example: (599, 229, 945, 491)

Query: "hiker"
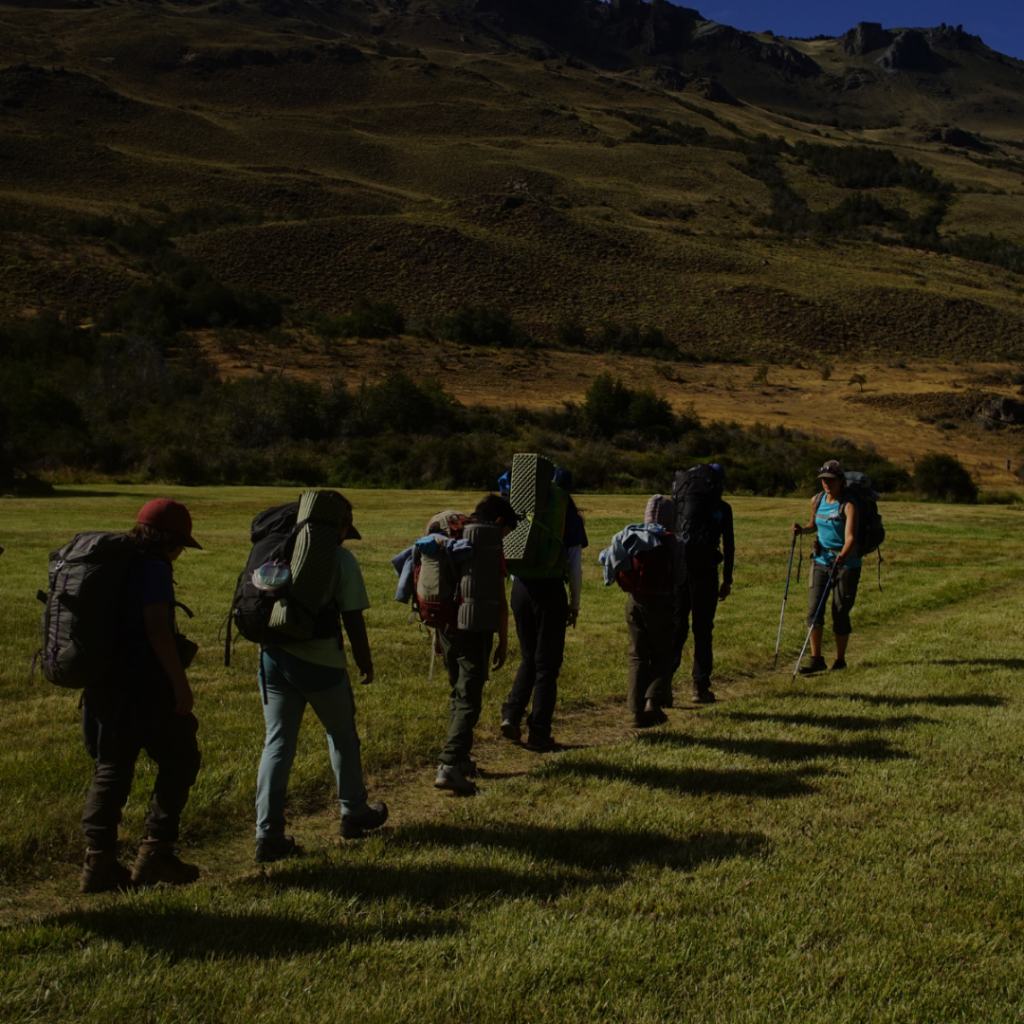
(792, 459, 860, 673)
(670, 463, 734, 704)
(418, 494, 517, 795)
(253, 491, 387, 862)
(599, 495, 683, 728)
(79, 499, 203, 893)
(501, 466, 588, 753)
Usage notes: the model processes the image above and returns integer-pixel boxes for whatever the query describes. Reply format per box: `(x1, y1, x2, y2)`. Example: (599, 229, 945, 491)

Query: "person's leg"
(440, 631, 493, 766)
(502, 579, 536, 730)
(802, 563, 829, 669)
(689, 569, 720, 693)
(80, 694, 140, 853)
(625, 594, 651, 720)
(524, 580, 568, 745)
(304, 669, 370, 817)
(830, 568, 860, 665)
(669, 582, 692, 679)
(254, 648, 308, 840)
(645, 595, 676, 707)
(140, 711, 201, 844)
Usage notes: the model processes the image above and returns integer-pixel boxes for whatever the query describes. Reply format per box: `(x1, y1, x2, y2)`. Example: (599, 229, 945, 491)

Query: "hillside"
(2, 0, 1024, 484)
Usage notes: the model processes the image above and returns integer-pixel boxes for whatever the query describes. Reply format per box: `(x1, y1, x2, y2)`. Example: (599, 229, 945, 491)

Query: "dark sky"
(665, 1, 1024, 61)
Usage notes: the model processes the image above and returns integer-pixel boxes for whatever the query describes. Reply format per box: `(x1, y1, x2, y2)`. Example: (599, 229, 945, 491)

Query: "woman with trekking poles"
(791, 460, 861, 674)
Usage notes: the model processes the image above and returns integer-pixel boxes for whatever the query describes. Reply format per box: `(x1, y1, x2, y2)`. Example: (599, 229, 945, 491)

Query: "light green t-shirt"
(278, 545, 370, 670)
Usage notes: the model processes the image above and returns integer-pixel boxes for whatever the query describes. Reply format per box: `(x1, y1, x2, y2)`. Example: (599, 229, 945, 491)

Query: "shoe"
(79, 849, 134, 894)
(830, 658, 847, 672)
(434, 763, 477, 795)
(500, 719, 522, 742)
(692, 688, 716, 704)
(340, 801, 389, 839)
(254, 835, 303, 863)
(131, 840, 200, 887)
(798, 656, 828, 675)
(644, 699, 668, 725)
(525, 735, 561, 753)
(458, 758, 478, 779)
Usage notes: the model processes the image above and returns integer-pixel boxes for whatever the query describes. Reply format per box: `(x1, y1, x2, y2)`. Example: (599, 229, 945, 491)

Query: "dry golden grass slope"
(2, 0, 1024, 481)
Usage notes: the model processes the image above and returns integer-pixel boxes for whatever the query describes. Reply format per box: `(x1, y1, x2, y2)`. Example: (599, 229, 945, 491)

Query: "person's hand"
(791, 523, 803, 535)
(834, 553, 847, 571)
(492, 639, 508, 671)
(358, 668, 375, 686)
(173, 682, 194, 716)
(718, 582, 731, 602)
(567, 607, 579, 629)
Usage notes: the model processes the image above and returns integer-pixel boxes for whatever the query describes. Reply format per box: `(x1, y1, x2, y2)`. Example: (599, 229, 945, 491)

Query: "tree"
(848, 373, 867, 392)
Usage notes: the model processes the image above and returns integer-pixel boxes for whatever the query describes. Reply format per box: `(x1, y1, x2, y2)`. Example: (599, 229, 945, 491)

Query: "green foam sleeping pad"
(504, 453, 555, 567)
(268, 490, 348, 639)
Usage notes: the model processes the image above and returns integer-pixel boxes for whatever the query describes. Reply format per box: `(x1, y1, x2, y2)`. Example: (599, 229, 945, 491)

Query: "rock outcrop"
(877, 30, 936, 73)
(842, 22, 892, 56)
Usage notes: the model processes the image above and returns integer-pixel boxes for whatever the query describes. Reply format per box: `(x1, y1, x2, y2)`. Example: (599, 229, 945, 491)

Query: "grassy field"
(2, 486, 1024, 1022)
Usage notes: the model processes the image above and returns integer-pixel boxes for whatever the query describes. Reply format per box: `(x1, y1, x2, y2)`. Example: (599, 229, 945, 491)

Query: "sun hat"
(136, 498, 202, 548)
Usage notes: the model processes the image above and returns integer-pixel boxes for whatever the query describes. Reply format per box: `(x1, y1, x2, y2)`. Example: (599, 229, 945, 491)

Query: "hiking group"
(35, 456, 879, 892)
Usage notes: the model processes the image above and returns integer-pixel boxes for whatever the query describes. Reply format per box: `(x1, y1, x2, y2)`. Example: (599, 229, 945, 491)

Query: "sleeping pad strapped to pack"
(227, 491, 349, 661)
(503, 452, 569, 579)
(414, 511, 503, 635)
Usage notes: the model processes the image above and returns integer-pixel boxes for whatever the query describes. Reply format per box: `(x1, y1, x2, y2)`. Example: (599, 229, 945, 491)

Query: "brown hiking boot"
(79, 849, 134, 894)
(131, 839, 200, 887)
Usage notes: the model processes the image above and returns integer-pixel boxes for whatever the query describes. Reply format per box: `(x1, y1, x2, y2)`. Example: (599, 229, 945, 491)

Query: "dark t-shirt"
(122, 555, 175, 673)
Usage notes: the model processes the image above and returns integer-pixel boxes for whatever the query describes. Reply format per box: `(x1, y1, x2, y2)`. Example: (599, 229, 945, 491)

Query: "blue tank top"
(813, 494, 862, 568)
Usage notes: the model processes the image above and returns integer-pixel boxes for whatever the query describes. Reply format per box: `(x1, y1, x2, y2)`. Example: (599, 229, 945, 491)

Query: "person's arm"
(493, 584, 509, 670)
(719, 504, 734, 600)
(341, 610, 374, 685)
(792, 496, 817, 536)
(143, 603, 192, 715)
(835, 501, 858, 569)
(567, 545, 583, 627)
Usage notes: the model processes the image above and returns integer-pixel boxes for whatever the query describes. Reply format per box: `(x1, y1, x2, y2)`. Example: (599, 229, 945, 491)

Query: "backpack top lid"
(645, 494, 674, 529)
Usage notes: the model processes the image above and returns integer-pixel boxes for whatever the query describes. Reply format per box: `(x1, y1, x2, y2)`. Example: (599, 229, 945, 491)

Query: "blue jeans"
(256, 648, 369, 839)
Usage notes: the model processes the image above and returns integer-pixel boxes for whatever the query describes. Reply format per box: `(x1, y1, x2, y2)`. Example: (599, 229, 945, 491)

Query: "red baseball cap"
(136, 498, 202, 549)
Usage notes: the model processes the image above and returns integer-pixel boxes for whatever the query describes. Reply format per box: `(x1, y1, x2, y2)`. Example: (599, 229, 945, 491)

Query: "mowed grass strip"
(2, 487, 1024, 1022)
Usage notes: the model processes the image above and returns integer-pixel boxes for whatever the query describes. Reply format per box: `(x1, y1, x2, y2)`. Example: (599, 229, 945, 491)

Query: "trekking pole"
(773, 532, 798, 669)
(792, 560, 840, 680)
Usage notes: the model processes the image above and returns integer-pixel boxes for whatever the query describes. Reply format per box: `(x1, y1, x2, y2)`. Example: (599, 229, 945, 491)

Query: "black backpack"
(36, 532, 139, 689)
(672, 465, 724, 572)
(224, 502, 339, 666)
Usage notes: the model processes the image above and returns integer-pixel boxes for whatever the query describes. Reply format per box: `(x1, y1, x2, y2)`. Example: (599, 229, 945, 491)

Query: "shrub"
(316, 300, 404, 340)
(913, 453, 978, 503)
(436, 306, 533, 349)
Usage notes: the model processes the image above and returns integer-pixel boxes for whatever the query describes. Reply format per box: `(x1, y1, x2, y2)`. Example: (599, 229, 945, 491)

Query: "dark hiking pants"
(502, 577, 568, 743)
(625, 592, 674, 717)
(438, 629, 494, 766)
(81, 694, 201, 851)
(670, 569, 720, 693)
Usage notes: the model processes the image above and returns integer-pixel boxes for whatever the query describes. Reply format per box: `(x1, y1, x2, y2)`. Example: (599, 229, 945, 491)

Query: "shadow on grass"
(724, 711, 936, 732)
(257, 824, 768, 904)
(779, 691, 1007, 709)
(44, 903, 461, 961)
(636, 731, 911, 763)
(545, 757, 824, 799)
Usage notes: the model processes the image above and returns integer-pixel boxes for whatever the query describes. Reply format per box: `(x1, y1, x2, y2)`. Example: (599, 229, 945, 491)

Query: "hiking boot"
(830, 658, 848, 672)
(692, 688, 716, 704)
(79, 849, 133, 894)
(131, 840, 200, 887)
(458, 758, 479, 779)
(254, 835, 303, 864)
(644, 699, 668, 725)
(500, 719, 522, 743)
(525, 735, 562, 753)
(340, 801, 389, 839)
(798, 656, 828, 675)
(434, 763, 477, 795)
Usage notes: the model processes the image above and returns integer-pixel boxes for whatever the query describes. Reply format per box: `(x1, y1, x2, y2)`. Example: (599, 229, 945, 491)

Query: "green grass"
(3, 487, 1024, 1022)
